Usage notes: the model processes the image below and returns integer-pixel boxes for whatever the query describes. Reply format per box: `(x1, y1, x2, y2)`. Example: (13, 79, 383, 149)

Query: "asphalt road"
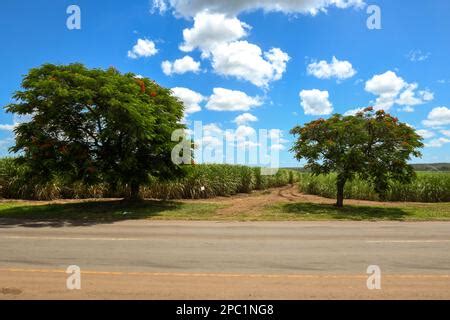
(0, 220, 449, 299)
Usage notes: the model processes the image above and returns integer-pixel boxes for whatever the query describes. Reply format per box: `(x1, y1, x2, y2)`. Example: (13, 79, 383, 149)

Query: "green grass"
(0, 200, 224, 222)
(1, 198, 449, 222)
(265, 202, 450, 221)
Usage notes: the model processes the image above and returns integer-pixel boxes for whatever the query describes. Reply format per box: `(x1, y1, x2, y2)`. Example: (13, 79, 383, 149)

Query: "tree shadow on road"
(280, 202, 410, 220)
(0, 199, 196, 228)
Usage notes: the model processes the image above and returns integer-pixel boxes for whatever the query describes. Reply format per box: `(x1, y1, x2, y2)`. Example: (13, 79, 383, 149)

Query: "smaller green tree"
(290, 107, 423, 207)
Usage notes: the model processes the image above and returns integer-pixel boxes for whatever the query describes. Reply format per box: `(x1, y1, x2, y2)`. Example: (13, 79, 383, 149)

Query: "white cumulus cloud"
(171, 87, 204, 114)
(152, 0, 365, 18)
(268, 128, 287, 142)
(299, 89, 333, 115)
(416, 129, 435, 139)
(343, 107, 364, 116)
(127, 39, 158, 59)
(180, 11, 250, 58)
(162, 56, 201, 75)
(423, 107, 450, 127)
(365, 71, 406, 110)
(396, 83, 434, 107)
(271, 144, 285, 151)
(307, 56, 356, 80)
(0, 123, 17, 131)
(172, 11, 289, 87)
(206, 88, 262, 111)
(211, 41, 290, 87)
(234, 113, 258, 125)
(203, 123, 223, 135)
(365, 71, 433, 111)
(425, 138, 450, 148)
(235, 125, 257, 138)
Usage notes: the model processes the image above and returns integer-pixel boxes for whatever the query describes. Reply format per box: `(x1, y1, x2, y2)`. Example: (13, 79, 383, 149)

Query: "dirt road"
(183, 184, 432, 217)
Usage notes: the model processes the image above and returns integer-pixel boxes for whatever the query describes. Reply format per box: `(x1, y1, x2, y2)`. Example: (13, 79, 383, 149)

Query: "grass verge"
(0, 200, 224, 222)
(265, 202, 450, 221)
(0, 199, 449, 222)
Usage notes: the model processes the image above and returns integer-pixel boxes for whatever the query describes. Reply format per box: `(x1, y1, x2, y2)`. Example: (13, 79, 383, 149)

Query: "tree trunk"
(126, 181, 142, 201)
(336, 176, 346, 208)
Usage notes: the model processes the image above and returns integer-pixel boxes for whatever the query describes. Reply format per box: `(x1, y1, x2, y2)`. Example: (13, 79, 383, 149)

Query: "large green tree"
(290, 107, 423, 207)
(5, 63, 187, 200)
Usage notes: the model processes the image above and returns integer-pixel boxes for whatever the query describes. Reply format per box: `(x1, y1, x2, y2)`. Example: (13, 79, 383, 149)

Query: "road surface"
(0, 219, 449, 299)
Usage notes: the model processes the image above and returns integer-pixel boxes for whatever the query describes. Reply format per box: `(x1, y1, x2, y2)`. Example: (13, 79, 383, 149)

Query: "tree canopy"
(5, 63, 187, 200)
(290, 107, 424, 207)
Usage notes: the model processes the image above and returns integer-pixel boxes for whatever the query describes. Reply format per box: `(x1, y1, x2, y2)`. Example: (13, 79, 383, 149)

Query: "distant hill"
(410, 163, 450, 172)
(285, 163, 450, 172)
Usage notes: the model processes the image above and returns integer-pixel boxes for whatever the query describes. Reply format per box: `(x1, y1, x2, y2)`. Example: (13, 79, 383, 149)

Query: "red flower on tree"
(135, 79, 146, 93)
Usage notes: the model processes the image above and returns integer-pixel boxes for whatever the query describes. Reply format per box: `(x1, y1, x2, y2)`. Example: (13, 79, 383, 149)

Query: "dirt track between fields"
(0, 183, 432, 211)
(181, 184, 425, 217)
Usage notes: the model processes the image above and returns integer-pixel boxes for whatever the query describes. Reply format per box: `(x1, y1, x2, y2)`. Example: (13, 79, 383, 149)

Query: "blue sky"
(1, 0, 450, 167)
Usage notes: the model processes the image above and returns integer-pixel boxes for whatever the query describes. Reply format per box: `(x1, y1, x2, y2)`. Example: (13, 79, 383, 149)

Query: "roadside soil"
(181, 184, 431, 216)
(0, 184, 433, 215)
